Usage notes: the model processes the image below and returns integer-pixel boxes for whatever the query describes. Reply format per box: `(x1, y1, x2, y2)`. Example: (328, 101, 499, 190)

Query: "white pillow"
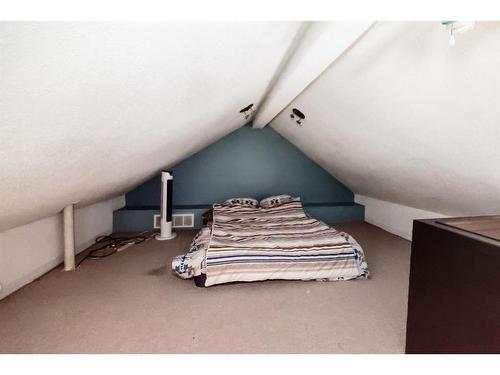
(259, 194, 294, 208)
(223, 197, 259, 208)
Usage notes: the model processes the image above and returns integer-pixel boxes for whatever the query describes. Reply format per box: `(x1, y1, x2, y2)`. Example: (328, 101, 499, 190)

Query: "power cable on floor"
(76, 231, 156, 268)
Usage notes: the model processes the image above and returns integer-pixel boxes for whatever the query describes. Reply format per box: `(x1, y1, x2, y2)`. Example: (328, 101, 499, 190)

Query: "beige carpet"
(0, 222, 411, 353)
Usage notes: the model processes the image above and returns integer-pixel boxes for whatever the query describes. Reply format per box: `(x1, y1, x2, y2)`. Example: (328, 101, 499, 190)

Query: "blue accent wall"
(115, 125, 364, 231)
(126, 125, 354, 207)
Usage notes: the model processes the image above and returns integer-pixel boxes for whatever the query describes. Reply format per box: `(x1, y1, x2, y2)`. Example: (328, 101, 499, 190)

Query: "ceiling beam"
(252, 21, 375, 129)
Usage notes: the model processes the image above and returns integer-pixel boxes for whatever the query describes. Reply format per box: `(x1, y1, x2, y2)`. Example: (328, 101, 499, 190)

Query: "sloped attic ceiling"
(271, 21, 500, 216)
(2, 21, 498, 234)
(252, 21, 374, 128)
(0, 21, 303, 231)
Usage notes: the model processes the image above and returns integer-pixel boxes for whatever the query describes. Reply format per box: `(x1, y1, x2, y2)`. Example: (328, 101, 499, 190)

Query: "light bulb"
(449, 32, 455, 47)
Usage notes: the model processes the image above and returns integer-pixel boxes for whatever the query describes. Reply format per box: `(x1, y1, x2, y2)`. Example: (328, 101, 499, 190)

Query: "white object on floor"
(156, 171, 177, 241)
(117, 242, 136, 252)
(63, 204, 76, 271)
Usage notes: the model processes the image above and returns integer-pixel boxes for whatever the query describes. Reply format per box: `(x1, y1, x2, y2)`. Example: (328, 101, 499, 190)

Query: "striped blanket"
(172, 198, 369, 287)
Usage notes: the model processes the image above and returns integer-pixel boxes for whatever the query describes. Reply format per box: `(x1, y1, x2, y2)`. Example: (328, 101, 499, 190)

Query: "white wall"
(0, 195, 124, 300)
(271, 22, 500, 217)
(355, 195, 448, 240)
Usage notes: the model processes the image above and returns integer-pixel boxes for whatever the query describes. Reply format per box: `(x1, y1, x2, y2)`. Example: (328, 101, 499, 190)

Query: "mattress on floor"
(172, 197, 369, 287)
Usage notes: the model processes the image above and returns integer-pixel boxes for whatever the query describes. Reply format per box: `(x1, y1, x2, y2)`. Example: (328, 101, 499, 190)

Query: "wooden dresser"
(405, 216, 500, 354)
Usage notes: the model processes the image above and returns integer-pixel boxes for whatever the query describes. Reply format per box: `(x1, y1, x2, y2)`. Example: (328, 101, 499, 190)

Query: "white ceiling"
(1, 21, 499, 232)
(271, 21, 500, 216)
(0, 21, 301, 231)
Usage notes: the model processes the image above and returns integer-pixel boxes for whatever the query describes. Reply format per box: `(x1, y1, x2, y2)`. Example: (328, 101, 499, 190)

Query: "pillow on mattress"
(259, 194, 294, 208)
(223, 197, 259, 208)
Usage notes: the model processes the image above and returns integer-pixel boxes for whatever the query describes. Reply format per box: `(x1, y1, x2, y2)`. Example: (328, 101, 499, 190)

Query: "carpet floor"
(0, 222, 411, 353)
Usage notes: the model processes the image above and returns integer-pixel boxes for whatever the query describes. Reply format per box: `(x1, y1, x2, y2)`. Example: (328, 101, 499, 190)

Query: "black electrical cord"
(75, 233, 152, 268)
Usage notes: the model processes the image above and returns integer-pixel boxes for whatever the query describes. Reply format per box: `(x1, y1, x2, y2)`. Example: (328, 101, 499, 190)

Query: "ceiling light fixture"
(442, 21, 475, 47)
(290, 108, 305, 126)
(239, 103, 255, 120)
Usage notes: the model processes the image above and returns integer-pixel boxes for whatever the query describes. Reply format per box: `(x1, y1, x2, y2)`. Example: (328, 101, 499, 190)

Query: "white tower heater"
(156, 170, 177, 240)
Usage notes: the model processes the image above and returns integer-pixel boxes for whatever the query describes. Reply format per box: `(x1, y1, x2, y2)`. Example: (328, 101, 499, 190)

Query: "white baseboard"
(355, 195, 448, 241)
(0, 256, 62, 299)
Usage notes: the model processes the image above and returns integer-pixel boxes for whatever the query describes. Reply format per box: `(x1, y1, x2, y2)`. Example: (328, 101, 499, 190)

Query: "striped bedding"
(172, 198, 369, 287)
